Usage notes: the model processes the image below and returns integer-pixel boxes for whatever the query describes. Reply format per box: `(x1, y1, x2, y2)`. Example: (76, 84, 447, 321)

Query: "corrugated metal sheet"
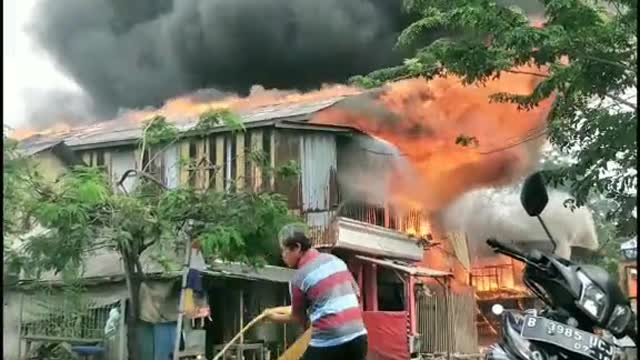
(17, 139, 63, 156)
(162, 144, 180, 189)
(300, 133, 337, 211)
(274, 130, 301, 208)
(24, 97, 346, 150)
(110, 149, 137, 193)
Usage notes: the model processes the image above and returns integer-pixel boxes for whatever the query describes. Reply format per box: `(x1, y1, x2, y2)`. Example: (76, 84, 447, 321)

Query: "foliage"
(196, 108, 245, 132)
(5, 108, 301, 357)
(141, 116, 179, 146)
(3, 136, 39, 238)
(17, 166, 295, 279)
(355, 0, 637, 238)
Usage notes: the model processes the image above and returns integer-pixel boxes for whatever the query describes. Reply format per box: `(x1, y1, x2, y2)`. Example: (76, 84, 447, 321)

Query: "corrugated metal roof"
(206, 261, 294, 283)
(21, 97, 346, 149)
(355, 255, 453, 278)
(18, 139, 64, 156)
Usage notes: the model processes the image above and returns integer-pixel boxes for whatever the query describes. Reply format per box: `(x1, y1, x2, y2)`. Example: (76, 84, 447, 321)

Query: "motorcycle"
(484, 172, 637, 360)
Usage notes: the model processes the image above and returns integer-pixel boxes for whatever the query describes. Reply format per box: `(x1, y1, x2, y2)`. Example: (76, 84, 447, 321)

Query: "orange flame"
(471, 258, 528, 294)
(126, 84, 362, 123)
(312, 65, 554, 214)
(10, 84, 361, 141)
(9, 123, 75, 141)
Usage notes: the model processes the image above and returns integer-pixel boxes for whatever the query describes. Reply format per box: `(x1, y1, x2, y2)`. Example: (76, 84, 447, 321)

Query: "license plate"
(521, 316, 615, 360)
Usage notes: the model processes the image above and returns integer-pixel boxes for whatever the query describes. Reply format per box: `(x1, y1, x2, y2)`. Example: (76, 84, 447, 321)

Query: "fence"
(417, 289, 479, 355)
(18, 288, 125, 360)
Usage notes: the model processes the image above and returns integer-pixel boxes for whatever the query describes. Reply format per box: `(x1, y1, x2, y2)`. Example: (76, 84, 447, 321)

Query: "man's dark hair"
(278, 223, 312, 251)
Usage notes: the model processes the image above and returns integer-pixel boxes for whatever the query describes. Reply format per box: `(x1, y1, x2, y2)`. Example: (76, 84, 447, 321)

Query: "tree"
(6, 113, 298, 358)
(353, 0, 637, 239)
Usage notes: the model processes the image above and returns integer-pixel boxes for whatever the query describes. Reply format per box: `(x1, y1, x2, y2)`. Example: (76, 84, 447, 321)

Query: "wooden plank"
(103, 150, 112, 180)
(91, 151, 98, 168)
(203, 137, 211, 189)
(82, 151, 92, 165)
(196, 139, 205, 189)
(179, 141, 190, 186)
(252, 130, 263, 192)
(236, 132, 245, 190)
(269, 129, 276, 190)
(274, 130, 301, 209)
(215, 137, 225, 192)
(21, 335, 104, 343)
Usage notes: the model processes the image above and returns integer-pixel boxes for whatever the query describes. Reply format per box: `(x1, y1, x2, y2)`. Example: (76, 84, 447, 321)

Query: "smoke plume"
(22, 89, 98, 127)
(27, 0, 411, 123)
(440, 186, 599, 261)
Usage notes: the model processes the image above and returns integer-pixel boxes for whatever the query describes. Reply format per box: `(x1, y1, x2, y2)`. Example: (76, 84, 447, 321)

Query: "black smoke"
(27, 0, 544, 127)
(28, 0, 412, 121)
(23, 89, 98, 127)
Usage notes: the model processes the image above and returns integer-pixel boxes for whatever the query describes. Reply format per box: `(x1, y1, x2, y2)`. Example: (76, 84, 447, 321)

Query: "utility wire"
(354, 127, 549, 157)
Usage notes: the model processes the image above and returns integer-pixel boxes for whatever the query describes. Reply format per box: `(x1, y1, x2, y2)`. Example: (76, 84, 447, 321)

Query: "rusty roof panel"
(21, 97, 347, 150)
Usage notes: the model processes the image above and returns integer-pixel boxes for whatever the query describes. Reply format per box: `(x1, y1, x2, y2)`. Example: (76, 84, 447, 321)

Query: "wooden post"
(283, 290, 288, 350)
(407, 275, 417, 335)
(239, 290, 244, 344)
(364, 264, 378, 311)
(118, 298, 127, 360)
(238, 289, 244, 360)
(445, 278, 451, 360)
(172, 237, 194, 360)
(18, 293, 24, 360)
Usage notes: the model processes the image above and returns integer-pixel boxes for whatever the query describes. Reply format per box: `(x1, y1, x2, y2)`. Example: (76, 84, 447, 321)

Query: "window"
(377, 267, 405, 311)
(179, 130, 272, 191)
(81, 150, 111, 177)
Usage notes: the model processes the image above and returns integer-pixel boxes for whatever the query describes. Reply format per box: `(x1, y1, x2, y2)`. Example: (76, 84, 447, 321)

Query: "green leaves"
(10, 156, 295, 280)
(142, 116, 179, 146)
(196, 109, 245, 132)
(357, 0, 637, 240)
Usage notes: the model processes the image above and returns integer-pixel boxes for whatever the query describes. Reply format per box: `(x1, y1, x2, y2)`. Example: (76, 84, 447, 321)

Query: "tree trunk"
(123, 252, 143, 360)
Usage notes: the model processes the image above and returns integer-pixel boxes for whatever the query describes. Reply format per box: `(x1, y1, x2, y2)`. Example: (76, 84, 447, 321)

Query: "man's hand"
(263, 306, 294, 324)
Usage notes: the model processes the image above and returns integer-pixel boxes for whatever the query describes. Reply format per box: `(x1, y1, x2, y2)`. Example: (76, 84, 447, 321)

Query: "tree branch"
(503, 69, 548, 78)
(584, 55, 636, 74)
(605, 93, 637, 110)
(140, 238, 157, 253)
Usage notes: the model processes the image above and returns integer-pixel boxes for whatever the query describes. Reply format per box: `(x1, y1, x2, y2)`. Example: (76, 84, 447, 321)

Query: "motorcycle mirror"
(491, 304, 504, 316)
(520, 172, 549, 217)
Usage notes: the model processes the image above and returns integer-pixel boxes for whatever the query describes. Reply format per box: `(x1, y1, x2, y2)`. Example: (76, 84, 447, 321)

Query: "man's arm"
(264, 306, 295, 323)
(265, 284, 307, 325)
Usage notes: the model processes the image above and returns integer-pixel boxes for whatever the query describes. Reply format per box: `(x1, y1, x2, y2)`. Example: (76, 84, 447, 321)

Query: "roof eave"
(69, 116, 356, 151)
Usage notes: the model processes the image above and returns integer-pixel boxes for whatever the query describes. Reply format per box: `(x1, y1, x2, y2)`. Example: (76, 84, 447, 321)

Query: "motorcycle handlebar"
(486, 238, 532, 264)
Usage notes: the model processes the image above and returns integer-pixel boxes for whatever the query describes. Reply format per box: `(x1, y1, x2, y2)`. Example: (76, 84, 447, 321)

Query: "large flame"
(9, 84, 361, 141)
(312, 65, 554, 214)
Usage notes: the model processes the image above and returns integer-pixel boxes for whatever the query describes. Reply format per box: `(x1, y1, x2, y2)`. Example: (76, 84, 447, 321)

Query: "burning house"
(8, 90, 480, 360)
(8, 64, 562, 359)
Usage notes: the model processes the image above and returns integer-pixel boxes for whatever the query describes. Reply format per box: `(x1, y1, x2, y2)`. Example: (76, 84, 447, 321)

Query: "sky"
(3, 0, 83, 129)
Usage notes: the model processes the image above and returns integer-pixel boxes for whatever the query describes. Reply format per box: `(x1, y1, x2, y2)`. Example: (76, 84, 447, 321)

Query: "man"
(265, 223, 368, 360)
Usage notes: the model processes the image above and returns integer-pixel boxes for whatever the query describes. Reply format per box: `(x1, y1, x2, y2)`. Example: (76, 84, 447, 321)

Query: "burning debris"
(311, 66, 554, 214)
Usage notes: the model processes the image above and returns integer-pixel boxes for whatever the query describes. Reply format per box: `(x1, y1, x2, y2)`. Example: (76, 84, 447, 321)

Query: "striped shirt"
(290, 249, 367, 347)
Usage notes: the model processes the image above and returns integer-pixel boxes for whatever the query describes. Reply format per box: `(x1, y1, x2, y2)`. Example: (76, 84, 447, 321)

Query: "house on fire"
(6, 95, 480, 360)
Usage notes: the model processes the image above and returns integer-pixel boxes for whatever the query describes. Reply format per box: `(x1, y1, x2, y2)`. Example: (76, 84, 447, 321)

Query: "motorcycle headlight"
(577, 270, 607, 321)
(607, 304, 632, 336)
